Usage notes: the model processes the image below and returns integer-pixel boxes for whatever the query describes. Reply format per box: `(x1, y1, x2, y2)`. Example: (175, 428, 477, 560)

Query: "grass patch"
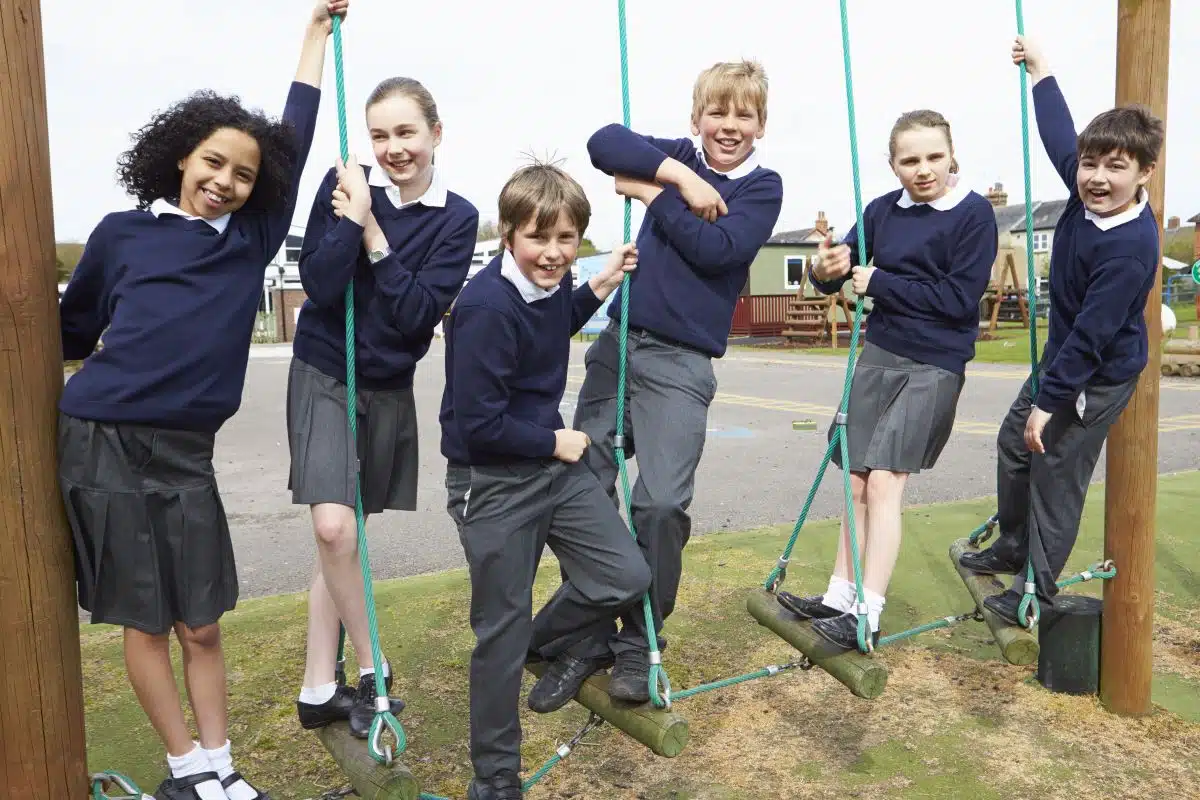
(733, 302, 1198, 364)
(83, 473, 1200, 798)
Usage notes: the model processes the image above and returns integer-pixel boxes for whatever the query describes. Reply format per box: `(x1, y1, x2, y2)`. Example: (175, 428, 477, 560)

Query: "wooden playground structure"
(779, 270, 860, 347)
(0, 0, 1174, 795)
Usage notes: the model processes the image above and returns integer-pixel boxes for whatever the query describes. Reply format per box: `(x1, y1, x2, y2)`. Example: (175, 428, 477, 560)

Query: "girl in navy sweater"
(777, 110, 997, 652)
(289, 77, 478, 737)
(56, 3, 344, 798)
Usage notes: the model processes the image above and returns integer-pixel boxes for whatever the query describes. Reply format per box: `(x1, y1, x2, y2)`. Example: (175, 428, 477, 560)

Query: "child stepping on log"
(958, 36, 1162, 624)
(289, 75, 478, 738)
(440, 163, 652, 800)
(55, 3, 346, 798)
(553, 60, 783, 705)
(777, 110, 997, 652)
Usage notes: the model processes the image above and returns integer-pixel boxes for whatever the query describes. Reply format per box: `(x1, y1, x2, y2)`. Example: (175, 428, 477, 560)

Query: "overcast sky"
(42, 1, 1198, 248)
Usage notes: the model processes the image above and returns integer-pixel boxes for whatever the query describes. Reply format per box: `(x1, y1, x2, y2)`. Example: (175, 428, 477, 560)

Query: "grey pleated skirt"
(829, 342, 965, 474)
(57, 412, 237, 635)
(286, 357, 418, 514)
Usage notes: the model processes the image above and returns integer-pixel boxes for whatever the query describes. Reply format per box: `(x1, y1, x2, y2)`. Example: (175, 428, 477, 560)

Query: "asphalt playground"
(221, 340, 1200, 599)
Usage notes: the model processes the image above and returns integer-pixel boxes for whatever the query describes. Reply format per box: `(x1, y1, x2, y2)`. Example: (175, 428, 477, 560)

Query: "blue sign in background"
(575, 253, 616, 334)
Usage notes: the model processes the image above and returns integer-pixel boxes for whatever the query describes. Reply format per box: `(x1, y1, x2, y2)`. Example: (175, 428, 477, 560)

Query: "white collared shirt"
(501, 248, 560, 303)
(149, 198, 230, 234)
(1084, 187, 1148, 231)
(367, 165, 447, 210)
(694, 141, 761, 181)
(895, 174, 971, 211)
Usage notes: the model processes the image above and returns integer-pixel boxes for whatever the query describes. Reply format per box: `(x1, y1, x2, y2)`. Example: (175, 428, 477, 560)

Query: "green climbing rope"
(762, 0, 872, 656)
(331, 14, 405, 764)
(611, 0, 672, 709)
(91, 771, 148, 800)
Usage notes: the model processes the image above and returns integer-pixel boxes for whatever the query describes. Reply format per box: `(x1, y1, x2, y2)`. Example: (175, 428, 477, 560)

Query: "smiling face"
(175, 127, 260, 219)
(507, 211, 580, 290)
(1076, 149, 1152, 216)
(691, 102, 765, 173)
(367, 93, 441, 192)
(890, 125, 954, 204)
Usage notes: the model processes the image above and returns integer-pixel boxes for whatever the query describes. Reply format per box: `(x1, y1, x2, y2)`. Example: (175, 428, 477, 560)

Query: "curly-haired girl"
(56, 3, 347, 798)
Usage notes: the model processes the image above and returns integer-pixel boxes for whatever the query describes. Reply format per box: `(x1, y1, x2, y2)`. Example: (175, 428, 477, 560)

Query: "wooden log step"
(525, 662, 689, 757)
(316, 723, 420, 800)
(745, 588, 888, 699)
(949, 538, 1039, 665)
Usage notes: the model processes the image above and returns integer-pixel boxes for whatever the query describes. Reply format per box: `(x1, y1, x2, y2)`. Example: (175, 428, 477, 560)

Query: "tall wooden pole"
(1101, 0, 1170, 717)
(0, 0, 90, 794)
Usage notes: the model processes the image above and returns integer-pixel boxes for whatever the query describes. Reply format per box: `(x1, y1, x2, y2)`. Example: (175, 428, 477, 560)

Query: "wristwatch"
(368, 246, 391, 264)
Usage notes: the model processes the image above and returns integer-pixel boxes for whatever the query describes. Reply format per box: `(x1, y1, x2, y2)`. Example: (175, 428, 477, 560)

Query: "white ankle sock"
(166, 745, 225, 800)
(822, 576, 855, 612)
(204, 740, 258, 800)
(298, 682, 338, 705)
(359, 660, 390, 679)
(864, 588, 886, 633)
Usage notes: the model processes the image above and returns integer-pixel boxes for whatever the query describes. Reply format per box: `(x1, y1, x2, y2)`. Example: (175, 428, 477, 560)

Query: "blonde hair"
(497, 161, 591, 244)
(691, 60, 768, 124)
(888, 109, 959, 173)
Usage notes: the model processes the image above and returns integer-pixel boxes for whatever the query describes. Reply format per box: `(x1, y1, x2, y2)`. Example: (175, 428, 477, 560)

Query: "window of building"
(785, 255, 807, 289)
(1032, 231, 1050, 253)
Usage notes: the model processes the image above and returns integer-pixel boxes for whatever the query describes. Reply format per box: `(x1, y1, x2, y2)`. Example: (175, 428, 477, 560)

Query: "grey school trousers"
(571, 322, 718, 655)
(445, 459, 651, 780)
(986, 370, 1137, 599)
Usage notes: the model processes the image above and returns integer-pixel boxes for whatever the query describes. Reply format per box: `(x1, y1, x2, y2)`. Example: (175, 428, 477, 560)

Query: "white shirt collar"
(501, 248, 560, 303)
(367, 165, 447, 209)
(150, 198, 230, 233)
(895, 174, 970, 211)
(695, 141, 761, 181)
(1085, 187, 1148, 231)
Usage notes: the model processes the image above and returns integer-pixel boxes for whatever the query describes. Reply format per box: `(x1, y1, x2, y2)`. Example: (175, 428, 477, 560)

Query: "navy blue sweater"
(812, 187, 997, 375)
(587, 124, 782, 358)
(439, 255, 602, 466)
(1029, 77, 1160, 413)
(293, 168, 478, 390)
(58, 81, 320, 433)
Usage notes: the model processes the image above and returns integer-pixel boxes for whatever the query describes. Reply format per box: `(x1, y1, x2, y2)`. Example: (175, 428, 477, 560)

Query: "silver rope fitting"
(375, 696, 391, 713)
(613, 434, 626, 449)
(1024, 582, 1036, 595)
(834, 412, 849, 426)
(648, 650, 662, 666)
(556, 744, 572, 758)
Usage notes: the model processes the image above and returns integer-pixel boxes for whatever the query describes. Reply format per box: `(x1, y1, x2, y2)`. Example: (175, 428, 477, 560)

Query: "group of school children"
(56, 3, 1165, 797)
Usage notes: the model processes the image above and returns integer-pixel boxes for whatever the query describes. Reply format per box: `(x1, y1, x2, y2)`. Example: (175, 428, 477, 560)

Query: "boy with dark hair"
(959, 36, 1164, 623)
(440, 162, 652, 800)
(544, 59, 783, 706)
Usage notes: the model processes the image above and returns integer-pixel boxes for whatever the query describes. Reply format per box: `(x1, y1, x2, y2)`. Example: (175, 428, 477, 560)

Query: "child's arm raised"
(451, 306, 559, 460)
(1014, 36, 1078, 192)
(59, 220, 114, 361)
(859, 205, 997, 319)
(261, 1, 348, 251)
(588, 124, 727, 222)
(617, 172, 781, 275)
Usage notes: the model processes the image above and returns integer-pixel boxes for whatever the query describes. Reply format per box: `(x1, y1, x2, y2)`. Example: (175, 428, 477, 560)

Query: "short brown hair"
(1078, 105, 1164, 168)
(691, 60, 768, 124)
(888, 109, 959, 173)
(497, 162, 591, 243)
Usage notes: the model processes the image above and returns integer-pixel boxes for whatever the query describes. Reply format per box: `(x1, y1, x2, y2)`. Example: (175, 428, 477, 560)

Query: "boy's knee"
(175, 621, 221, 650)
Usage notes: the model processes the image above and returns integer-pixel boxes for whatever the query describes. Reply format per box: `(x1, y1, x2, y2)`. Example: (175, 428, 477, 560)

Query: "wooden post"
(0, 0, 90, 795)
(1101, 0, 1170, 717)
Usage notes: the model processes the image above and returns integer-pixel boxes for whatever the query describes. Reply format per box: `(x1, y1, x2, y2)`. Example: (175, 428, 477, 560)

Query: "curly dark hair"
(116, 90, 298, 213)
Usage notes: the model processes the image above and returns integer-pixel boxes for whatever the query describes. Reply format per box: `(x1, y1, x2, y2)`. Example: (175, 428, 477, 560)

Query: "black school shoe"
(467, 770, 523, 799)
(958, 548, 1024, 575)
(296, 683, 358, 729)
(607, 648, 651, 703)
(221, 771, 271, 800)
(528, 653, 614, 713)
(776, 591, 843, 620)
(154, 772, 224, 800)
(349, 669, 407, 739)
(811, 613, 880, 652)
(982, 589, 1046, 627)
